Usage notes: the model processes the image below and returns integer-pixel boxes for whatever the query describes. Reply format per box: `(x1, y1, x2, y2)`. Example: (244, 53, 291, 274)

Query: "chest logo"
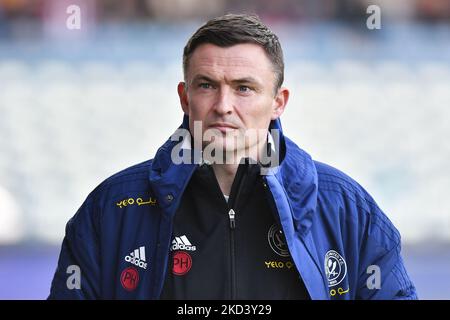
(120, 267, 139, 291)
(171, 235, 197, 251)
(325, 250, 347, 287)
(116, 196, 157, 209)
(267, 224, 290, 257)
(124, 246, 148, 269)
(172, 251, 192, 276)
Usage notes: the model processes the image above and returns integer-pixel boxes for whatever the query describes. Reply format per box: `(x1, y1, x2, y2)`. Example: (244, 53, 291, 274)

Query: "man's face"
(178, 43, 288, 158)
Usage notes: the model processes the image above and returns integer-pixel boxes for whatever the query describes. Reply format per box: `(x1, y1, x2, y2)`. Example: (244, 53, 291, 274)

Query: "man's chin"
(203, 139, 245, 151)
(202, 140, 258, 164)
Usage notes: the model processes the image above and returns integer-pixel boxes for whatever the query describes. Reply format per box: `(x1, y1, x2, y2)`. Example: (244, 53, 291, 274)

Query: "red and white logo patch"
(172, 251, 192, 276)
(120, 267, 139, 291)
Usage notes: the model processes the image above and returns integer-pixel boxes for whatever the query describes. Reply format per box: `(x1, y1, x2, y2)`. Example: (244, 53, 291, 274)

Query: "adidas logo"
(124, 246, 148, 269)
(171, 235, 196, 251)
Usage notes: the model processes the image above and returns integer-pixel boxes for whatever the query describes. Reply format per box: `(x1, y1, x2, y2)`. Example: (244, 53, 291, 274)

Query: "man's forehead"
(189, 43, 271, 70)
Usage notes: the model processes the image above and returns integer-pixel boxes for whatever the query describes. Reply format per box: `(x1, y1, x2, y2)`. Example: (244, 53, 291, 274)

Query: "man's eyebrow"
(191, 75, 262, 86)
(230, 77, 261, 86)
(191, 75, 218, 84)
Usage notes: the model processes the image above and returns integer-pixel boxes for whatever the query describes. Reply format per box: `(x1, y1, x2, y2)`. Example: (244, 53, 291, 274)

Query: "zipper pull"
(228, 209, 236, 229)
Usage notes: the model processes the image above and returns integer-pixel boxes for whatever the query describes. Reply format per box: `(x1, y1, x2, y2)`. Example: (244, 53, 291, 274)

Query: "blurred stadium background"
(0, 0, 449, 299)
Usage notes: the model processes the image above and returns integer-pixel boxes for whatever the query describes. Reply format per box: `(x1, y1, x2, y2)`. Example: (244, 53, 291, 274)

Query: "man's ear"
(271, 87, 289, 120)
(178, 82, 189, 114)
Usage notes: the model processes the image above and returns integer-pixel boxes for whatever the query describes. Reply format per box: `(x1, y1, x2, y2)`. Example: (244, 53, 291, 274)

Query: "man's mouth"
(208, 122, 239, 134)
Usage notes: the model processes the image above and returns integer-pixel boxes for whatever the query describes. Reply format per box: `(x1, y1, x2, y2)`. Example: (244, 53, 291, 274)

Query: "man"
(49, 14, 417, 300)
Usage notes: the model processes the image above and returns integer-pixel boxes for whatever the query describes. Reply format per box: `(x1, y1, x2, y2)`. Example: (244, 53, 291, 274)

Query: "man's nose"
(213, 87, 233, 115)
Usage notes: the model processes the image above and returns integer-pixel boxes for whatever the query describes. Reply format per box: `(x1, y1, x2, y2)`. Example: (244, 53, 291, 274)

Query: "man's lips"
(208, 123, 238, 133)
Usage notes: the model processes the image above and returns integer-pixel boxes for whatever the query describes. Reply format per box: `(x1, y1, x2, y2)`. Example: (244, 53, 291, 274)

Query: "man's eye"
(238, 85, 251, 92)
(199, 83, 212, 89)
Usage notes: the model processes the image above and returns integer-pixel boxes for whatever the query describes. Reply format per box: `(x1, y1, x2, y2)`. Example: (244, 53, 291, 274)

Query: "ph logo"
(172, 251, 192, 276)
(120, 267, 139, 291)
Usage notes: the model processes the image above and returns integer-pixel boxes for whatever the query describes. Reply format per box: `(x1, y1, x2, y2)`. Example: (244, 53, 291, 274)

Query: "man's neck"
(210, 143, 262, 195)
(211, 163, 239, 196)
(204, 132, 273, 195)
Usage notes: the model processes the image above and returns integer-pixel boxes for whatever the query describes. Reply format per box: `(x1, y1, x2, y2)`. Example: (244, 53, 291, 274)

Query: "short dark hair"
(183, 14, 284, 92)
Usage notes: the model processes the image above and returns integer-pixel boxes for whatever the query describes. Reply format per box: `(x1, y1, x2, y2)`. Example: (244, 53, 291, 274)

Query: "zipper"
(228, 208, 236, 229)
(228, 208, 236, 299)
(204, 163, 240, 299)
(227, 163, 248, 300)
(205, 162, 249, 300)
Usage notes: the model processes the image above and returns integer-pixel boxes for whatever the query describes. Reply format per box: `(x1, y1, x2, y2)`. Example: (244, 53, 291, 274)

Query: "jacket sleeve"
(48, 196, 101, 299)
(356, 204, 418, 300)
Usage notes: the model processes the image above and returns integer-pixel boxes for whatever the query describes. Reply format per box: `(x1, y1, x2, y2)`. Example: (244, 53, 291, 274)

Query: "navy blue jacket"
(49, 117, 417, 299)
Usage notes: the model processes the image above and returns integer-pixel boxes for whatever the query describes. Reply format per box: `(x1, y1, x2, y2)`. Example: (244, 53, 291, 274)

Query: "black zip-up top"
(160, 160, 310, 299)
